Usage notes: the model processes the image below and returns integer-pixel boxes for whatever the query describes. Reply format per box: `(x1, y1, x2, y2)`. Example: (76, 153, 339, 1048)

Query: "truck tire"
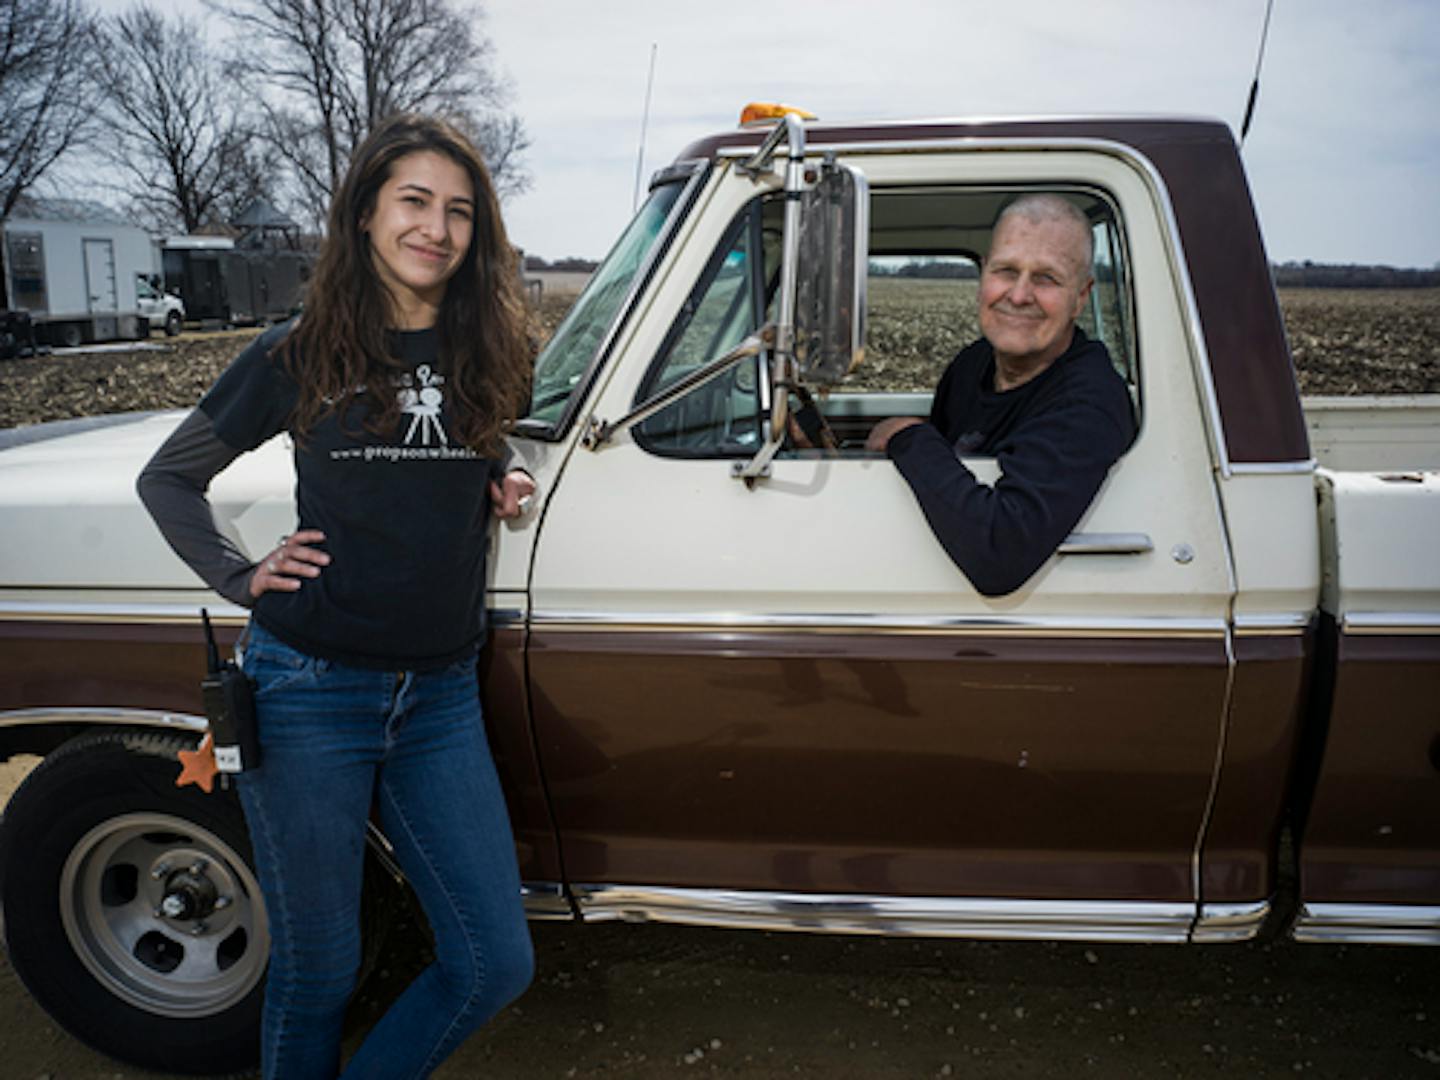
(165, 310, 182, 336)
(57, 322, 83, 348)
(0, 731, 266, 1076)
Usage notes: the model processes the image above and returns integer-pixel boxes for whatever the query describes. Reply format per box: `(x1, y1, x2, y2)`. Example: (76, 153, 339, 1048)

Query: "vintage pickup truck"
(1, 111, 1437, 1075)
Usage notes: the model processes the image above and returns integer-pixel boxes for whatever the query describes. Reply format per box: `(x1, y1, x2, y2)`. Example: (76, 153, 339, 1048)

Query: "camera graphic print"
(399, 364, 447, 446)
(328, 365, 481, 462)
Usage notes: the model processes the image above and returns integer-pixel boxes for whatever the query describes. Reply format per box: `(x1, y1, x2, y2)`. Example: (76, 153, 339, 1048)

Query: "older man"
(867, 194, 1135, 596)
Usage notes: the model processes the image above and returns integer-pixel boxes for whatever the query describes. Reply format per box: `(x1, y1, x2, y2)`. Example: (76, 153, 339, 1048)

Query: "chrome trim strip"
(1192, 900, 1270, 943)
(1229, 459, 1316, 475)
(0, 599, 530, 629)
(521, 881, 576, 921)
(715, 134, 1234, 476)
(1192, 622, 1238, 910)
(1234, 613, 1311, 634)
(1057, 531, 1153, 555)
(1292, 903, 1440, 946)
(570, 885, 1195, 942)
(528, 610, 1227, 637)
(1341, 612, 1440, 635)
(0, 600, 248, 624)
(0, 706, 206, 733)
(710, 116, 1234, 158)
(489, 608, 526, 629)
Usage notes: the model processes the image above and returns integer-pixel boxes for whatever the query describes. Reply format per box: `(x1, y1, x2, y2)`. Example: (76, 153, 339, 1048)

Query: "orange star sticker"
(176, 733, 220, 793)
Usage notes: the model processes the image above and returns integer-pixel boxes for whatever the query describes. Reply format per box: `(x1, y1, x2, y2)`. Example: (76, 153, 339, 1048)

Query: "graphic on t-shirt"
(398, 365, 448, 446)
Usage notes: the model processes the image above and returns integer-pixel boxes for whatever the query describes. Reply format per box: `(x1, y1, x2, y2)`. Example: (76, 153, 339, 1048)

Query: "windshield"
(522, 177, 694, 432)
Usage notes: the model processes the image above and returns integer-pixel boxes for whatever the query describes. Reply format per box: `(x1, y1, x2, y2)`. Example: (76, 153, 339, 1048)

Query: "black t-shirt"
(197, 322, 504, 669)
(886, 329, 1135, 596)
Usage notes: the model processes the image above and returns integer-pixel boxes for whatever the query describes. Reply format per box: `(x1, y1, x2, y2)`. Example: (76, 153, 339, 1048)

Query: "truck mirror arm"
(582, 326, 776, 451)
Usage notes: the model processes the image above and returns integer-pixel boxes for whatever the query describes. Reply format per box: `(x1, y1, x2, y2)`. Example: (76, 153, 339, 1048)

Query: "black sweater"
(885, 329, 1135, 596)
(137, 322, 509, 670)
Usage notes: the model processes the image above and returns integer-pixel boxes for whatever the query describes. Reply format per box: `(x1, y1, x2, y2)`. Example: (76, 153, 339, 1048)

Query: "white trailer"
(2, 202, 156, 347)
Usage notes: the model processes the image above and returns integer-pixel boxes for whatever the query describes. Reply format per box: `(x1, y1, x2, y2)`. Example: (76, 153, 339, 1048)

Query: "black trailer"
(162, 242, 312, 326)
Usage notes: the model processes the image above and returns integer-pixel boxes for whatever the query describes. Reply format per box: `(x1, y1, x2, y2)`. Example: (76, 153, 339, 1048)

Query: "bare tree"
(0, 0, 95, 219)
(213, 0, 529, 229)
(92, 4, 276, 233)
(466, 113, 531, 199)
(0, 0, 96, 306)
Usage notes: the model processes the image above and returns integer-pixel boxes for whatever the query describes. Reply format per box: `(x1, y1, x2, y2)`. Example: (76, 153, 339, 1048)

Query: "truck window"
(522, 173, 697, 436)
(822, 187, 1136, 453)
(5, 232, 48, 313)
(635, 197, 783, 455)
(636, 185, 1137, 459)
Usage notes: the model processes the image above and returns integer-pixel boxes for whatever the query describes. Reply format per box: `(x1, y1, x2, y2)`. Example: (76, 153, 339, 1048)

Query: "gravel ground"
(3, 899, 1438, 1079)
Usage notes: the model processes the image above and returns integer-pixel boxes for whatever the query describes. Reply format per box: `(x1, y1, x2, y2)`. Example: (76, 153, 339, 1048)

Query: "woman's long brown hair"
(278, 113, 530, 456)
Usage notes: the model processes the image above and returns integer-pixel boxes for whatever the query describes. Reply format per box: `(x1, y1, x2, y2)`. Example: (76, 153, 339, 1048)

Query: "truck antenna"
(1240, 0, 1276, 145)
(632, 43, 658, 212)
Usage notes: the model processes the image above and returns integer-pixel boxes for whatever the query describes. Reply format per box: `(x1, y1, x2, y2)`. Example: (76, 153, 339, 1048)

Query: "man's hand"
(865, 416, 924, 453)
(489, 469, 537, 520)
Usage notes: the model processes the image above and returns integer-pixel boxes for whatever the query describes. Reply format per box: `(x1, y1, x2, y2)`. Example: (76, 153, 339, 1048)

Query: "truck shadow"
(352, 909, 1440, 1078)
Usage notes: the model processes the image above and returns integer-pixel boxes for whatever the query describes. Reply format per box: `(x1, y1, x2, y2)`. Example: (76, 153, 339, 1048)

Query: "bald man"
(868, 194, 1136, 595)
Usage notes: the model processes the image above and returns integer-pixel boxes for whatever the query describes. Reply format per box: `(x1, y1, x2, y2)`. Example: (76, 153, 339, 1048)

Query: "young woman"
(138, 113, 536, 1078)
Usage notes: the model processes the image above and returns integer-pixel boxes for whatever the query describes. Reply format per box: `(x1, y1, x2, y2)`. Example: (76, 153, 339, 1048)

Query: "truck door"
(83, 238, 118, 314)
(523, 152, 1236, 941)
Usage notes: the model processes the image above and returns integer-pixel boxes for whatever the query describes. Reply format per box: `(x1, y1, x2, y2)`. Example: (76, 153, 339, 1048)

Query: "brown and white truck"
(1, 111, 1436, 1076)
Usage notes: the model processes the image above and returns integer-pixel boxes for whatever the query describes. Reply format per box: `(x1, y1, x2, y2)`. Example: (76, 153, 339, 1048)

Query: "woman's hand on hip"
(488, 470, 536, 520)
(249, 529, 329, 599)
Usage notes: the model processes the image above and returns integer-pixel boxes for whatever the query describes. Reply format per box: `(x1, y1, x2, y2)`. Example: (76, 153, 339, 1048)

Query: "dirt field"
(1276, 287, 1440, 394)
(1, 287, 1435, 430)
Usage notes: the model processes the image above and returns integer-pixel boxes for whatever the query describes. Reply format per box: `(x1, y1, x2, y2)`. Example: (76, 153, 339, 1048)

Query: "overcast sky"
(484, 0, 1437, 267)
(88, 0, 1440, 267)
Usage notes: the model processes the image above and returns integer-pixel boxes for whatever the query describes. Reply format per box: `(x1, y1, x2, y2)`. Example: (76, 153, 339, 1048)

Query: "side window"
(636, 185, 1137, 460)
(1081, 217, 1136, 395)
(821, 254, 981, 448)
(636, 198, 781, 456)
(822, 186, 1137, 456)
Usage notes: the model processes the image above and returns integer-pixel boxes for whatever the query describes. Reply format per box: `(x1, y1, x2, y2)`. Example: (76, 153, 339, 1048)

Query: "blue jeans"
(236, 621, 533, 1079)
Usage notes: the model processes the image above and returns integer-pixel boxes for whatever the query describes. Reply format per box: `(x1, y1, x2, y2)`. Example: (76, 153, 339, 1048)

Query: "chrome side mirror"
(794, 160, 868, 385)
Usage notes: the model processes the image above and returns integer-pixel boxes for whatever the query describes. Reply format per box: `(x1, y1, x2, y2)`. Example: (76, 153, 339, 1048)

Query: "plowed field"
(1, 287, 1435, 431)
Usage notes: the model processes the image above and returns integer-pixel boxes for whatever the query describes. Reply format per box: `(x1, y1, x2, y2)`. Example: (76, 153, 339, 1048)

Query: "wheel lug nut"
(214, 895, 232, 910)
(151, 861, 171, 880)
(189, 858, 208, 875)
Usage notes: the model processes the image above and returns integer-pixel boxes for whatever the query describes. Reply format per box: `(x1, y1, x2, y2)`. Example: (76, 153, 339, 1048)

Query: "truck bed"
(1303, 394, 1440, 471)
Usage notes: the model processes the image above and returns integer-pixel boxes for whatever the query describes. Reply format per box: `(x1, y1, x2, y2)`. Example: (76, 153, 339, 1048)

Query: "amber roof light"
(739, 102, 818, 127)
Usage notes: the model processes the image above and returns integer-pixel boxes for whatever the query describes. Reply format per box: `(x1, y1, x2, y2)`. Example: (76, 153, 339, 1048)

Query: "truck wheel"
(165, 310, 182, 336)
(57, 322, 83, 348)
(0, 731, 266, 1076)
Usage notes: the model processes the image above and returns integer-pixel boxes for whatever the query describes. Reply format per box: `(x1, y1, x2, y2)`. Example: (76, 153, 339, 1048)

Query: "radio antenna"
(1240, 0, 1276, 144)
(632, 43, 658, 211)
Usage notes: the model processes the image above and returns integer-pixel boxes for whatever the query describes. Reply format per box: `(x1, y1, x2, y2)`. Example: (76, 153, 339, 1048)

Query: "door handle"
(1058, 532, 1153, 555)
